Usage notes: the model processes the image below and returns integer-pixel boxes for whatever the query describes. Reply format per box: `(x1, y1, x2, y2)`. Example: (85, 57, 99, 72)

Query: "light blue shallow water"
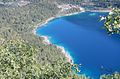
(36, 12, 120, 79)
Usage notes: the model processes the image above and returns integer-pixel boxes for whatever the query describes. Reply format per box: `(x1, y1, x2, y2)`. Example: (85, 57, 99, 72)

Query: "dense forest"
(0, 0, 89, 79)
(101, 7, 120, 34)
(0, 0, 120, 79)
(58, 0, 120, 8)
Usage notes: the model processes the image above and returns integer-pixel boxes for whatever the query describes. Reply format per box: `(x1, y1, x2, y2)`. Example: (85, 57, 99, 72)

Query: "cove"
(36, 12, 120, 79)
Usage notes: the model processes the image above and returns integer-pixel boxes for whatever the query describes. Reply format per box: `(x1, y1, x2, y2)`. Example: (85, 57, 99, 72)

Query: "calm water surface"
(36, 12, 120, 79)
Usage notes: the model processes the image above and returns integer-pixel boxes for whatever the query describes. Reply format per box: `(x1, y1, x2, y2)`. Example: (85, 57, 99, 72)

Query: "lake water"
(36, 12, 120, 79)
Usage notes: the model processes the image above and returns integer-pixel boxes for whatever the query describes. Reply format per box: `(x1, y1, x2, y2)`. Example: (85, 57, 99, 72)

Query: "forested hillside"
(0, 0, 120, 79)
(0, 0, 90, 79)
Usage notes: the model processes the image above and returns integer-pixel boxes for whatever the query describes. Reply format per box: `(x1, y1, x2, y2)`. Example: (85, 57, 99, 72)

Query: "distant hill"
(58, 0, 120, 8)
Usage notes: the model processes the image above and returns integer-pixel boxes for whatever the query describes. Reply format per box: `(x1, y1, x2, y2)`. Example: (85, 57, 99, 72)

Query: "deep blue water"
(36, 12, 120, 79)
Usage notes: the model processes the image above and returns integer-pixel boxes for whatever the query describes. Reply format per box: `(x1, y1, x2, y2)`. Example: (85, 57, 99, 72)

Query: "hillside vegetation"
(101, 8, 120, 34)
(0, 39, 91, 79)
(0, 0, 89, 79)
(0, 0, 120, 79)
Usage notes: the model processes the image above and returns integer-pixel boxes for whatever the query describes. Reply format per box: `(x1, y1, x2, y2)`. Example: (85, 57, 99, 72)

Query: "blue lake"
(36, 12, 120, 79)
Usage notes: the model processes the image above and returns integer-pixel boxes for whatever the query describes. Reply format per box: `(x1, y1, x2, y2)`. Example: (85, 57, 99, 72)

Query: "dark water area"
(36, 12, 120, 79)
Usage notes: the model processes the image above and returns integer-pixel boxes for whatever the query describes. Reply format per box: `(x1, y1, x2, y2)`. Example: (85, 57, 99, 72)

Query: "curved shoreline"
(33, 8, 85, 64)
(33, 16, 76, 64)
(38, 34, 74, 63)
(33, 8, 111, 64)
(33, 14, 77, 63)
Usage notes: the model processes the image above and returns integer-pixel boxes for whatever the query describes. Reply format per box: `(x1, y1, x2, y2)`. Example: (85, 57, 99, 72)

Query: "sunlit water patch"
(36, 12, 120, 79)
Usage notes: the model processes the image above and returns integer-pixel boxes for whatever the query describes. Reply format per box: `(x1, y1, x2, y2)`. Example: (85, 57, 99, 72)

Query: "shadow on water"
(62, 12, 120, 44)
(36, 12, 120, 79)
(62, 12, 107, 31)
(61, 12, 120, 78)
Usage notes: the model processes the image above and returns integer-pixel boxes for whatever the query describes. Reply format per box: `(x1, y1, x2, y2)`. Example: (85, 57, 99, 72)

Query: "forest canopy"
(0, 0, 120, 79)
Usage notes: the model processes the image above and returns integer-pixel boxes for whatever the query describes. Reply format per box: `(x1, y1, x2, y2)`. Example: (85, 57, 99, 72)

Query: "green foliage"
(100, 72, 120, 79)
(0, 0, 85, 78)
(0, 0, 119, 79)
(0, 40, 90, 79)
(101, 8, 120, 34)
(0, 40, 41, 78)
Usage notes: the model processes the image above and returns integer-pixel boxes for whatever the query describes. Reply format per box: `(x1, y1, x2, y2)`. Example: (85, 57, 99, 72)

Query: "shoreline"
(36, 34, 74, 63)
(33, 8, 85, 63)
(56, 45, 74, 64)
(33, 7, 111, 64)
(33, 11, 85, 63)
(86, 9, 112, 12)
(40, 36, 51, 45)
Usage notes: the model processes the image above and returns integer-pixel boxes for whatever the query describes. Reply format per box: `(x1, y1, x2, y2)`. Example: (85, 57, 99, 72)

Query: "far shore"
(33, 6, 111, 63)
(86, 9, 112, 12)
